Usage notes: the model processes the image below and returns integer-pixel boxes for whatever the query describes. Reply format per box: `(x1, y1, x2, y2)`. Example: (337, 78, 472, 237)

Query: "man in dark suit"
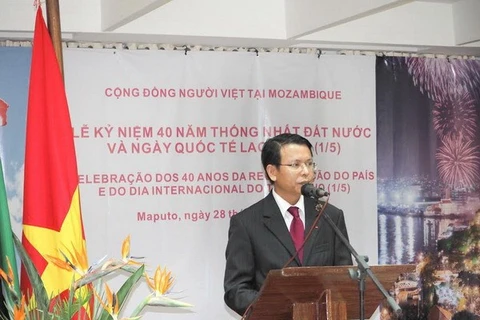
(224, 133, 353, 316)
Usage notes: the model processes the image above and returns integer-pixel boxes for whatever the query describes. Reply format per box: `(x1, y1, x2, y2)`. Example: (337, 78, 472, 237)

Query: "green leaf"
(13, 233, 50, 312)
(147, 296, 193, 308)
(74, 265, 122, 290)
(97, 265, 145, 320)
(120, 265, 143, 275)
(117, 265, 145, 309)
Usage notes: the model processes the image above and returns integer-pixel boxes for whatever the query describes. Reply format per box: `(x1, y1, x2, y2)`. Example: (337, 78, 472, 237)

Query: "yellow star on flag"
(23, 188, 86, 295)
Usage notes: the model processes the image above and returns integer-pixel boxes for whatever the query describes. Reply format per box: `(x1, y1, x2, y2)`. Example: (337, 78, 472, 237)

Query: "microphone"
(301, 183, 329, 198)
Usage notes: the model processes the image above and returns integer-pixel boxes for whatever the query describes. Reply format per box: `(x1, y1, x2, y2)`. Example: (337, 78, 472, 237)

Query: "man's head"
(261, 133, 315, 204)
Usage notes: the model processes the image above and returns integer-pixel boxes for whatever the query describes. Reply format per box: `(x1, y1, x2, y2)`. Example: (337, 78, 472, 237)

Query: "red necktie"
(288, 206, 304, 263)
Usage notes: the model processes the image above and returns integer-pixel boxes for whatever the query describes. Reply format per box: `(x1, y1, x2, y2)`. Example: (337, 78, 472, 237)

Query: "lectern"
(246, 264, 416, 320)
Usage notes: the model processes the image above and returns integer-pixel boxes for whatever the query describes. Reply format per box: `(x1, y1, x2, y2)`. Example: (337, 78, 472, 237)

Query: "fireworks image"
(406, 58, 480, 102)
(406, 57, 480, 191)
(436, 136, 480, 189)
(432, 88, 477, 140)
(377, 55, 480, 319)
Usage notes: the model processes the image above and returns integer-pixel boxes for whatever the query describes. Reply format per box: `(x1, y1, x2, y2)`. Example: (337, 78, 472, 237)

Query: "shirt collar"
(272, 188, 305, 219)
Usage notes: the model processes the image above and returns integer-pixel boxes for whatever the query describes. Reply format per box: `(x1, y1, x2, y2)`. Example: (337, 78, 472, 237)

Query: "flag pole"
(45, 0, 64, 78)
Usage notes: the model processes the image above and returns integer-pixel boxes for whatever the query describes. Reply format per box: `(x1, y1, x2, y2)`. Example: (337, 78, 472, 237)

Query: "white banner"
(64, 49, 376, 319)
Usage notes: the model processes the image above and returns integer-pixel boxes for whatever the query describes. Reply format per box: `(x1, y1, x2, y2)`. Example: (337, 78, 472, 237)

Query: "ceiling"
(1, 0, 479, 56)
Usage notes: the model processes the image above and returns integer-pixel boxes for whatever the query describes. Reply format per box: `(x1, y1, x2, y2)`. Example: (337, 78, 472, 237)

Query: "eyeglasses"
(278, 161, 317, 171)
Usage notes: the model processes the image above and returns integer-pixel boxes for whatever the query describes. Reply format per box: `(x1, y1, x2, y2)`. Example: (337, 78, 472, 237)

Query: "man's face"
(267, 143, 314, 204)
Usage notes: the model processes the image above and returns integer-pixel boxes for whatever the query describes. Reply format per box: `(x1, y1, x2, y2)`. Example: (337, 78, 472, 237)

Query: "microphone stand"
(315, 200, 402, 320)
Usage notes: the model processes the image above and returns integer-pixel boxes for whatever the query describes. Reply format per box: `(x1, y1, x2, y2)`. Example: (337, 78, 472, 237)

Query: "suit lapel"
(262, 193, 300, 266)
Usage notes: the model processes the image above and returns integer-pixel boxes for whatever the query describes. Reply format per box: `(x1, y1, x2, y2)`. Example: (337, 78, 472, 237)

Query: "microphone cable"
(281, 195, 329, 269)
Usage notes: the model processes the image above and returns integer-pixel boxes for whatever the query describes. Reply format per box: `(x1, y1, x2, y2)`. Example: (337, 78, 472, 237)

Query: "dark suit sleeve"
(224, 213, 258, 316)
(332, 208, 354, 265)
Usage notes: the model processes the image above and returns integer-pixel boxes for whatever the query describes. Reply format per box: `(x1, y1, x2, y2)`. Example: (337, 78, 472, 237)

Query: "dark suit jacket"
(224, 192, 353, 316)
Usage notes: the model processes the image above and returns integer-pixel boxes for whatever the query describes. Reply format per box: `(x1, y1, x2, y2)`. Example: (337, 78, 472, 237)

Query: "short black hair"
(261, 133, 313, 183)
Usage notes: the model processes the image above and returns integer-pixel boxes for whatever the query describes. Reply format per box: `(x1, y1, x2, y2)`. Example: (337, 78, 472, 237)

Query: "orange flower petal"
(121, 235, 131, 260)
(148, 266, 174, 295)
(0, 267, 8, 284)
(45, 255, 73, 271)
(13, 296, 26, 320)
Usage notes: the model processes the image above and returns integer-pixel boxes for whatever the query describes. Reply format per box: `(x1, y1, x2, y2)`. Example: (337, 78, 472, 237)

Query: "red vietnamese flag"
(21, 7, 88, 299)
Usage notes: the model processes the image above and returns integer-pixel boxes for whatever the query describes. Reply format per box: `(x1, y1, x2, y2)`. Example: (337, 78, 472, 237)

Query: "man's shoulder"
(234, 194, 272, 220)
(323, 201, 342, 213)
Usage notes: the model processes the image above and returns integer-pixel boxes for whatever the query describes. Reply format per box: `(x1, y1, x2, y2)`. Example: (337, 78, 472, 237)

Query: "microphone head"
(301, 183, 316, 198)
(301, 183, 329, 198)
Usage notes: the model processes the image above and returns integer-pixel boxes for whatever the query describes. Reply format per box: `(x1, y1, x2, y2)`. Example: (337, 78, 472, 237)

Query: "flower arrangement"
(0, 234, 192, 320)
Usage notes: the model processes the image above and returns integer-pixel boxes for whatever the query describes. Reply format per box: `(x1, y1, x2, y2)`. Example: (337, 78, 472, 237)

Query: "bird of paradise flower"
(0, 234, 192, 320)
(0, 257, 25, 320)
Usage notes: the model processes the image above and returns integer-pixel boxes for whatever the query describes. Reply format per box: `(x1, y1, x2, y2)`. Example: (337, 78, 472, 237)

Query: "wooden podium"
(246, 265, 416, 320)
